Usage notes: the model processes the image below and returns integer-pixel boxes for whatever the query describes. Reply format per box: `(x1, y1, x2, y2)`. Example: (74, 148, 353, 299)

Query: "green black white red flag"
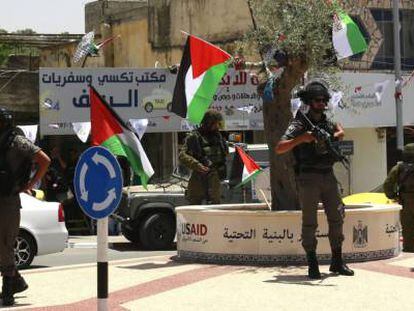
(332, 10, 367, 59)
(230, 146, 262, 188)
(171, 35, 231, 124)
(89, 86, 154, 188)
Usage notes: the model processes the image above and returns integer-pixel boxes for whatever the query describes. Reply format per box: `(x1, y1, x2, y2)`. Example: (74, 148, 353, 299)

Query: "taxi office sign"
(74, 146, 123, 219)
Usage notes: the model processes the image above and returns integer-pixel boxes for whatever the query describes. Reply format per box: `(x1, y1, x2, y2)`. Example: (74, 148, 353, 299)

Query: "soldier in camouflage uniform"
(276, 81, 354, 279)
(0, 108, 50, 306)
(384, 143, 414, 252)
(179, 110, 228, 204)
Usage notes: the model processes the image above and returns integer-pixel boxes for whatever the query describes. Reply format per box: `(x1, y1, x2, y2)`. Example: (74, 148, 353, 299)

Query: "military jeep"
(113, 181, 186, 250)
(112, 144, 269, 250)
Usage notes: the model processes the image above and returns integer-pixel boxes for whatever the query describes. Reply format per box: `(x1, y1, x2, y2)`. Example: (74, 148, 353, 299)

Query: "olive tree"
(244, 0, 340, 210)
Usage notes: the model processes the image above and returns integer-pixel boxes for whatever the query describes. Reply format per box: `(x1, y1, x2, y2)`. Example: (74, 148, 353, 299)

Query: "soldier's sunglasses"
(311, 97, 328, 104)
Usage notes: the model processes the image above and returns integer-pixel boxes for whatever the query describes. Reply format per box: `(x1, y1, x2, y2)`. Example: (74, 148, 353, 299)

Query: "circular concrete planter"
(176, 203, 401, 265)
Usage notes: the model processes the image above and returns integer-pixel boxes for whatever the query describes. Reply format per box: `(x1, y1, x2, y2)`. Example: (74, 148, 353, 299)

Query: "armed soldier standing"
(384, 143, 414, 252)
(0, 108, 50, 306)
(179, 110, 228, 204)
(276, 81, 354, 279)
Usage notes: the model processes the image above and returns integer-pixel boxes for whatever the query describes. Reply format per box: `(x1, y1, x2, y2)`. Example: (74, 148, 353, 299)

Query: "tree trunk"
(261, 58, 308, 210)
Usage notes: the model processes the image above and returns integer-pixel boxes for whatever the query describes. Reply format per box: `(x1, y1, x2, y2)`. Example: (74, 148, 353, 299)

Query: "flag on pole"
(171, 35, 231, 124)
(332, 11, 367, 59)
(229, 146, 262, 188)
(73, 31, 118, 63)
(89, 86, 154, 188)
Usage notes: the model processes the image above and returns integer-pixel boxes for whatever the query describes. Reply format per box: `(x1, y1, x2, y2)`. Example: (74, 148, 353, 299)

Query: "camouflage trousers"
(400, 194, 414, 252)
(186, 170, 221, 205)
(0, 196, 21, 276)
(296, 171, 344, 252)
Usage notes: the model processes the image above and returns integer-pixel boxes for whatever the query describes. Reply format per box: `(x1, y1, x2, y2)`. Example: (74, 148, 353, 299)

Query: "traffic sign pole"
(73, 146, 123, 311)
(97, 217, 108, 311)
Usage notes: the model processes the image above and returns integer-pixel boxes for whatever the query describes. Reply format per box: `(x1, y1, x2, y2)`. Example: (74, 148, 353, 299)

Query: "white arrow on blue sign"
(74, 146, 123, 219)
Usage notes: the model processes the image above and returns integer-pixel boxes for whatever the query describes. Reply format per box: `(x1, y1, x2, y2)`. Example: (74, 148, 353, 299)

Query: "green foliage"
(0, 44, 13, 66)
(0, 28, 39, 66)
(14, 28, 36, 35)
(245, 0, 337, 70)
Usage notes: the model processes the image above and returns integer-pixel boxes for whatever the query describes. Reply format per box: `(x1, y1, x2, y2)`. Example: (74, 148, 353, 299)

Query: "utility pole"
(393, 0, 404, 152)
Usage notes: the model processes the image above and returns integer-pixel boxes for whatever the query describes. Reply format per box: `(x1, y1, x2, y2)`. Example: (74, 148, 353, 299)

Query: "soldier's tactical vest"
(0, 129, 32, 197)
(398, 162, 414, 193)
(294, 114, 338, 171)
(192, 130, 227, 180)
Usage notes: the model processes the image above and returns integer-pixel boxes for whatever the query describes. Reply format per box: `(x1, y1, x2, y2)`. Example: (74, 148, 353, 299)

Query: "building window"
(371, 8, 414, 70)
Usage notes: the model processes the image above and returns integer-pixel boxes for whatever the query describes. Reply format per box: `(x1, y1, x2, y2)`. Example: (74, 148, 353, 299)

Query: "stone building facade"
(33, 0, 414, 186)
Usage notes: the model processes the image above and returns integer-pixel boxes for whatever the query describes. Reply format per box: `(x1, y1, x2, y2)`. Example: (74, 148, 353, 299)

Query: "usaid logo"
(181, 223, 208, 236)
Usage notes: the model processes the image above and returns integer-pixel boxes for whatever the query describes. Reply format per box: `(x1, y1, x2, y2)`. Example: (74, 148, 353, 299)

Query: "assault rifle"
(298, 110, 350, 170)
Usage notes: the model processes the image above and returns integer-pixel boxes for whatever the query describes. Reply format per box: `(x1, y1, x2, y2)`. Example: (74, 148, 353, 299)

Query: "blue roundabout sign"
(73, 146, 123, 219)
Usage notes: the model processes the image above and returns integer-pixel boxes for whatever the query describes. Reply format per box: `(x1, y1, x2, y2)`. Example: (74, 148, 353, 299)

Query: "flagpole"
(393, 0, 404, 153)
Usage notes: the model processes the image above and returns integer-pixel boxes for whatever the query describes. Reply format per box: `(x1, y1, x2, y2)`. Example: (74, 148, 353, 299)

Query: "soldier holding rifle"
(276, 81, 354, 279)
(179, 110, 228, 204)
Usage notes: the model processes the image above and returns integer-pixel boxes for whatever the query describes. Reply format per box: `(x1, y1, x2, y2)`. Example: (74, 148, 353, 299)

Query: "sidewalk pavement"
(3, 238, 414, 310)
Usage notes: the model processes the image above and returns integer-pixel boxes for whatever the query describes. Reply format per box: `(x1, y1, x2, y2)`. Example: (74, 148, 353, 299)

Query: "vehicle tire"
(139, 213, 175, 250)
(144, 102, 153, 113)
(121, 224, 140, 244)
(166, 102, 172, 112)
(15, 231, 36, 269)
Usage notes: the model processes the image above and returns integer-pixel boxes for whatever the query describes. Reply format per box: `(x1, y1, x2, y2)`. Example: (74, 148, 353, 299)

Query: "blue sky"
(0, 0, 95, 34)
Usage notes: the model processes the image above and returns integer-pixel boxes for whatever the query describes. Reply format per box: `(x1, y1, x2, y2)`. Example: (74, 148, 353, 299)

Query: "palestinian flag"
(171, 35, 231, 124)
(332, 11, 367, 59)
(89, 86, 154, 188)
(229, 146, 262, 188)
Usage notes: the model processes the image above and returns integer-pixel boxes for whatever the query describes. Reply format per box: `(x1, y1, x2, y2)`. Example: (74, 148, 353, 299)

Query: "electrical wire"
(0, 71, 20, 93)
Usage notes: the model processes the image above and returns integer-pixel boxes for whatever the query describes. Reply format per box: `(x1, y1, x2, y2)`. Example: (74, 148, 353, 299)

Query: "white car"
(17, 193, 68, 268)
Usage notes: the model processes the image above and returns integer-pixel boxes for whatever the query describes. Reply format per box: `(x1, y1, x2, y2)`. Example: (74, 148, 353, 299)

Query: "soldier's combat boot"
(12, 273, 28, 294)
(306, 251, 321, 279)
(329, 248, 354, 276)
(0, 273, 28, 298)
(2, 276, 15, 306)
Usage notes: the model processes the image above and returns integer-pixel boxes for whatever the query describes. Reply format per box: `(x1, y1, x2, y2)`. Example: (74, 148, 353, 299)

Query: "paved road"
(28, 235, 176, 269)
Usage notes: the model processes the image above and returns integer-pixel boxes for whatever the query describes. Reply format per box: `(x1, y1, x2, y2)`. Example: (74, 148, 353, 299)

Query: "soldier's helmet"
(200, 109, 224, 130)
(402, 143, 414, 163)
(0, 107, 13, 129)
(297, 81, 331, 105)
